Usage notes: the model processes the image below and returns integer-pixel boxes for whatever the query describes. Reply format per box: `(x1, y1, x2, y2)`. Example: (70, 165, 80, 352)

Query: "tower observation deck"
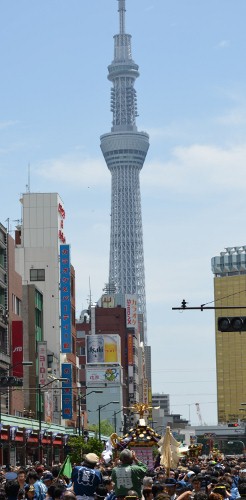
(100, 0, 149, 343)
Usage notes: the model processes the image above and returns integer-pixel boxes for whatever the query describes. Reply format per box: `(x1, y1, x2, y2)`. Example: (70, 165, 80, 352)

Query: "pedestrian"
(111, 449, 148, 500)
(163, 478, 178, 500)
(71, 453, 102, 500)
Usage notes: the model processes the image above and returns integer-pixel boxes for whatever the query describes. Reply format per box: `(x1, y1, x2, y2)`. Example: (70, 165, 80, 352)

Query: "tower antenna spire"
(118, 0, 126, 34)
(101, 0, 150, 343)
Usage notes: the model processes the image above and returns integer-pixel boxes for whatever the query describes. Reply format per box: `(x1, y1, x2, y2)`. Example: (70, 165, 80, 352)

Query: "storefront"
(0, 414, 76, 466)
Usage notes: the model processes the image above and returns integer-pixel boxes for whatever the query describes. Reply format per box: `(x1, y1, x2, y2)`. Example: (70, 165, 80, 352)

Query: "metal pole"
(114, 411, 117, 433)
(0, 391, 2, 466)
(82, 411, 84, 438)
(78, 395, 81, 437)
(38, 384, 42, 463)
(98, 405, 101, 442)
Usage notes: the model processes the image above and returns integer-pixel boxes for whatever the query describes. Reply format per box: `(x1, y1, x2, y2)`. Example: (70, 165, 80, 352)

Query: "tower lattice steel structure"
(100, 0, 149, 342)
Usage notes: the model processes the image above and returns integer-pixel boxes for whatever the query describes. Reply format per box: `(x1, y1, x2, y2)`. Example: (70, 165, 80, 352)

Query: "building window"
(79, 346, 85, 356)
(12, 295, 21, 315)
(30, 269, 45, 281)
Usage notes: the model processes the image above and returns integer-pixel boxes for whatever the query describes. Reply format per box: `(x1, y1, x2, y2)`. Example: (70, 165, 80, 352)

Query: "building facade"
(152, 393, 170, 415)
(0, 224, 9, 369)
(76, 297, 142, 433)
(15, 193, 78, 427)
(212, 246, 246, 423)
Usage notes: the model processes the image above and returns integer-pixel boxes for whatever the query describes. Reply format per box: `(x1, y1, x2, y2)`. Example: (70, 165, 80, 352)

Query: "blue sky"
(1, 0, 246, 425)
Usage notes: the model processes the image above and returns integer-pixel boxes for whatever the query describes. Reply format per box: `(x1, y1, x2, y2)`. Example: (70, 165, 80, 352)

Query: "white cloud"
(36, 142, 246, 197)
(216, 39, 230, 49)
(216, 108, 246, 126)
(37, 154, 108, 188)
(142, 143, 246, 193)
(0, 120, 18, 130)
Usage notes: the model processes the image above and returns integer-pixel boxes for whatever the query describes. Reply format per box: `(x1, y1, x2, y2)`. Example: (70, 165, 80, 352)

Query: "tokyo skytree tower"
(100, 0, 149, 342)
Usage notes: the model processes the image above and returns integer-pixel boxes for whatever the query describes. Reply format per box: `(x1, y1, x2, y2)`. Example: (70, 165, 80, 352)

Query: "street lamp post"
(98, 401, 119, 441)
(38, 377, 67, 463)
(77, 391, 103, 437)
(113, 409, 123, 433)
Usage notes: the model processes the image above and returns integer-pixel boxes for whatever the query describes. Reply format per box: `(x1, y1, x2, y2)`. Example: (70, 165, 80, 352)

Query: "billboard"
(101, 295, 115, 308)
(86, 334, 121, 364)
(61, 363, 72, 419)
(125, 295, 138, 330)
(143, 378, 149, 405)
(127, 335, 134, 365)
(38, 341, 47, 386)
(86, 365, 121, 385)
(60, 244, 72, 353)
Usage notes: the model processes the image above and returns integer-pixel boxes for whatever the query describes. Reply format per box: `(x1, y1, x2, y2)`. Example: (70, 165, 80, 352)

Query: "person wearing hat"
(111, 449, 148, 500)
(25, 485, 35, 500)
(71, 453, 102, 500)
(42, 473, 53, 489)
(164, 478, 177, 500)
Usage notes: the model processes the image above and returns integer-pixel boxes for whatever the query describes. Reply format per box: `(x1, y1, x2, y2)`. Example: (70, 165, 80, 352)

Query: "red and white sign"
(125, 294, 138, 330)
(38, 341, 47, 386)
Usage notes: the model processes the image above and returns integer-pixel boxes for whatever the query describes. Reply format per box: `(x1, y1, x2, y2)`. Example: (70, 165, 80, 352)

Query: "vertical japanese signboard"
(60, 244, 72, 353)
(62, 363, 72, 419)
(38, 341, 47, 386)
(143, 378, 149, 405)
(128, 335, 134, 365)
(125, 294, 138, 330)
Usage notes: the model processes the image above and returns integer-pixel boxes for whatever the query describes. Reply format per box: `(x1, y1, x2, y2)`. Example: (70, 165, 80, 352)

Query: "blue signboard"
(60, 244, 72, 353)
(62, 363, 73, 419)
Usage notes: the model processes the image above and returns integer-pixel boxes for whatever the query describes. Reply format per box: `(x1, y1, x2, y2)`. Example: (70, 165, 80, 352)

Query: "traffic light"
(218, 317, 246, 332)
(0, 376, 23, 387)
(228, 423, 239, 427)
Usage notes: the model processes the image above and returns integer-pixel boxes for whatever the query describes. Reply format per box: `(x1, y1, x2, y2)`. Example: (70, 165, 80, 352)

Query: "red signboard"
(128, 335, 134, 365)
(12, 321, 23, 377)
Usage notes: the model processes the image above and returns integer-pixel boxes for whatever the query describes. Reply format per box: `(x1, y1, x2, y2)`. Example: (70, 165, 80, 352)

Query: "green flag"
(59, 455, 72, 479)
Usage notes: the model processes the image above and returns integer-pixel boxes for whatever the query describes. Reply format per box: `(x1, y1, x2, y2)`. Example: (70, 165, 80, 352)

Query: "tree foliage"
(89, 419, 114, 437)
(67, 436, 104, 465)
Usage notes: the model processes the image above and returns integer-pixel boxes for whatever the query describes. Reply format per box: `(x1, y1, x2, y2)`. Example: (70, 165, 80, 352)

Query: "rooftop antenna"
(118, 0, 126, 34)
(26, 163, 31, 193)
(88, 276, 92, 307)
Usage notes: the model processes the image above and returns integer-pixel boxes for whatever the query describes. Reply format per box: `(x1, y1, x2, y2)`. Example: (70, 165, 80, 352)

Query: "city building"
(152, 393, 170, 415)
(211, 246, 246, 423)
(8, 232, 25, 417)
(0, 223, 9, 370)
(15, 193, 78, 427)
(76, 297, 141, 434)
(100, 0, 149, 344)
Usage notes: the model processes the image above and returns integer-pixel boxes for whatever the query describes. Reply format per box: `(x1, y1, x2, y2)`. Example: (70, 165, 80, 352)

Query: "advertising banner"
(60, 244, 72, 353)
(86, 334, 121, 364)
(125, 295, 138, 330)
(101, 295, 115, 308)
(38, 341, 47, 386)
(62, 363, 72, 419)
(44, 391, 53, 423)
(86, 366, 121, 385)
(143, 378, 149, 405)
(127, 335, 134, 365)
(12, 321, 23, 377)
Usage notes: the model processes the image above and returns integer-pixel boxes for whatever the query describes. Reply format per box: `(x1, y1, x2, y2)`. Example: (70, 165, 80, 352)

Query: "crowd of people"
(1, 450, 246, 500)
